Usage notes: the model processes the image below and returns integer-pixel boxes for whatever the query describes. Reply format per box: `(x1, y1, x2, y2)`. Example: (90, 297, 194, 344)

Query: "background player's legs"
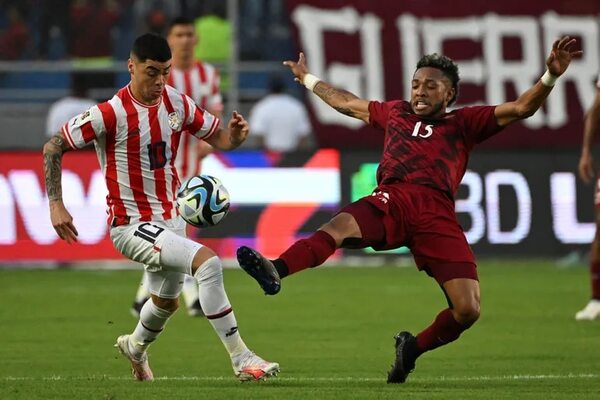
(182, 223, 203, 316)
(131, 271, 202, 318)
(131, 272, 151, 317)
(388, 263, 479, 384)
(181, 275, 203, 316)
(575, 211, 600, 320)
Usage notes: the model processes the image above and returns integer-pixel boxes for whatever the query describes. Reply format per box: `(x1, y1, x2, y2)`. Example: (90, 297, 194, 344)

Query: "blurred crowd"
(0, 0, 293, 61)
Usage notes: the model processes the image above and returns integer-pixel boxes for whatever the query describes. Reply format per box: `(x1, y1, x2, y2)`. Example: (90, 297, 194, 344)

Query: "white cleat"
(114, 335, 154, 381)
(232, 351, 280, 382)
(575, 299, 600, 321)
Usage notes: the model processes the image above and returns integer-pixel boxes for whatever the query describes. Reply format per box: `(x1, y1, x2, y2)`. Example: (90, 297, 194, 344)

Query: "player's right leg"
(575, 210, 600, 320)
(189, 247, 279, 381)
(116, 293, 179, 381)
(237, 205, 371, 295)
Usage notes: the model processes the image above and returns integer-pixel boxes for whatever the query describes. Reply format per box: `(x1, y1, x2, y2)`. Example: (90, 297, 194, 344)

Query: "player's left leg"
(130, 272, 151, 317)
(387, 264, 479, 384)
(181, 275, 204, 316)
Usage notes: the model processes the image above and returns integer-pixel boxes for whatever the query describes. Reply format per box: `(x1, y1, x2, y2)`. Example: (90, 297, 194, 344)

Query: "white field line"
(0, 373, 597, 383)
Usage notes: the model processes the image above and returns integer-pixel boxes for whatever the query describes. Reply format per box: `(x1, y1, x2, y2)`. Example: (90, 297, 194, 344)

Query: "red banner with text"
(0, 151, 341, 262)
(286, 0, 599, 149)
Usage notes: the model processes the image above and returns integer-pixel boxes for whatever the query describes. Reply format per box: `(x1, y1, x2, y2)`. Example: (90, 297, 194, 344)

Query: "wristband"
(540, 70, 558, 87)
(303, 74, 321, 91)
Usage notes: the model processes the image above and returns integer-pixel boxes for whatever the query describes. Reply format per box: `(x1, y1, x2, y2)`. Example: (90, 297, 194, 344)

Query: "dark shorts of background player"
(338, 182, 478, 285)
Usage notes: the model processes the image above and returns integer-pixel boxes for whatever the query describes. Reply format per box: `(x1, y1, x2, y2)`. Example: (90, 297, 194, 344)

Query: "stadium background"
(1, 0, 598, 263)
(1, 1, 599, 399)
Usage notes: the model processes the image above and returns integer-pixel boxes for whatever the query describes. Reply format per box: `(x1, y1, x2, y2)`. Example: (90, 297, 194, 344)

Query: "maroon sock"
(416, 308, 469, 353)
(591, 262, 600, 299)
(278, 231, 337, 276)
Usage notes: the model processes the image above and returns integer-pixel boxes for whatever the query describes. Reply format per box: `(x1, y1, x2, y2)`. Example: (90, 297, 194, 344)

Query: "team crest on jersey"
(168, 112, 183, 130)
(78, 109, 92, 124)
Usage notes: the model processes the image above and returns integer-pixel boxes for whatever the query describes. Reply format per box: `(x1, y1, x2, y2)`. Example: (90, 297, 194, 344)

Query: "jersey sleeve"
(368, 100, 404, 130)
(458, 105, 504, 145)
(61, 105, 105, 149)
(183, 94, 220, 140)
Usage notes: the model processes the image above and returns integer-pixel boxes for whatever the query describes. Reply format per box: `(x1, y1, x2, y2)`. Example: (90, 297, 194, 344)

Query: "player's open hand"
(283, 52, 310, 84)
(578, 152, 594, 184)
(227, 111, 249, 147)
(49, 200, 78, 244)
(546, 36, 582, 77)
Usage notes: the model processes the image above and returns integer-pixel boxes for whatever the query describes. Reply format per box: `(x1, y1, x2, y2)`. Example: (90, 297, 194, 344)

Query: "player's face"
(167, 24, 197, 57)
(129, 57, 171, 104)
(410, 67, 455, 118)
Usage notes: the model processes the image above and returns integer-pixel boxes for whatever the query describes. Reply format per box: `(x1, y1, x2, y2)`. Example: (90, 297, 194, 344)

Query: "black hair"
(268, 75, 285, 94)
(71, 72, 90, 98)
(416, 53, 460, 105)
(167, 16, 194, 35)
(131, 33, 171, 63)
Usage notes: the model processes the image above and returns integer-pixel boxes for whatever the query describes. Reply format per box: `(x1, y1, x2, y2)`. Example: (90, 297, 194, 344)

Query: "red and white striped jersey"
(61, 84, 220, 226)
(167, 61, 223, 179)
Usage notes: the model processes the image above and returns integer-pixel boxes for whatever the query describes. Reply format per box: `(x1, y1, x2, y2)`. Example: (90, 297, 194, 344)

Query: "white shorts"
(110, 217, 202, 299)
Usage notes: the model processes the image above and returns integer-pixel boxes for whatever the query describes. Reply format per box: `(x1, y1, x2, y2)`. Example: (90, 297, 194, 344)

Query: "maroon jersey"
(368, 100, 503, 198)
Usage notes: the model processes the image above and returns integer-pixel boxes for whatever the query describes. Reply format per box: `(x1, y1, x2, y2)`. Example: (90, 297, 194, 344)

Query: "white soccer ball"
(176, 175, 230, 228)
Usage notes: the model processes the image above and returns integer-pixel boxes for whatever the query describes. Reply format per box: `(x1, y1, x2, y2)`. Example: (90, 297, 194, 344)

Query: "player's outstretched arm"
(579, 87, 600, 184)
(205, 111, 249, 151)
(43, 131, 78, 243)
(283, 52, 370, 123)
(494, 36, 582, 127)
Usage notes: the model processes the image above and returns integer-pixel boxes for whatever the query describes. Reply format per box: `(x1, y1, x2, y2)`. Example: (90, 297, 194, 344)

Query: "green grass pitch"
(1, 260, 598, 399)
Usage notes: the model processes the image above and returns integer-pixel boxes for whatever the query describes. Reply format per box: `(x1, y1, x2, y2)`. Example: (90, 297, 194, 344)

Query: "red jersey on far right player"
(235, 37, 581, 383)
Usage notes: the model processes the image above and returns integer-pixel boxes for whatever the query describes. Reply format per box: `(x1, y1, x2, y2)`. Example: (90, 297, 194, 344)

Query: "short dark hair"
(416, 54, 460, 105)
(167, 16, 194, 35)
(131, 33, 171, 63)
(268, 75, 285, 94)
(71, 72, 90, 98)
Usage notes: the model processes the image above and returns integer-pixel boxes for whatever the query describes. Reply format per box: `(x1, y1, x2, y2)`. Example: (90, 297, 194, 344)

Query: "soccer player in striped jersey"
(130, 17, 224, 318)
(43, 33, 279, 382)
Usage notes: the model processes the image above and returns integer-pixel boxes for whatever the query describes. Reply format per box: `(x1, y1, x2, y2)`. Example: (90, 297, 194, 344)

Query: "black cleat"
(387, 331, 418, 384)
(130, 298, 149, 318)
(236, 246, 281, 295)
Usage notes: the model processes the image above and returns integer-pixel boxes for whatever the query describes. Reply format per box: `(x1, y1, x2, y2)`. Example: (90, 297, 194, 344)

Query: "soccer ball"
(176, 175, 230, 228)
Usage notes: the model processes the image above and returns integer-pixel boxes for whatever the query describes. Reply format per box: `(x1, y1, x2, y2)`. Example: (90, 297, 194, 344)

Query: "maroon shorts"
(339, 182, 478, 284)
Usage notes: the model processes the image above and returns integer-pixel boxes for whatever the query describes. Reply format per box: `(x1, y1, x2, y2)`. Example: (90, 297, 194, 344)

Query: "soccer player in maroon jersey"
(576, 74, 600, 321)
(130, 17, 225, 318)
(43, 33, 279, 382)
(236, 36, 581, 383)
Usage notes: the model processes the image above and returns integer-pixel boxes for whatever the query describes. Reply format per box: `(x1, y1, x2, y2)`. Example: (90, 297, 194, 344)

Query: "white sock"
(194, 256, 249, 358)
(134, 272, 151, 303)
(181, 274, 199, 307)
(129, 299, 174, 354)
